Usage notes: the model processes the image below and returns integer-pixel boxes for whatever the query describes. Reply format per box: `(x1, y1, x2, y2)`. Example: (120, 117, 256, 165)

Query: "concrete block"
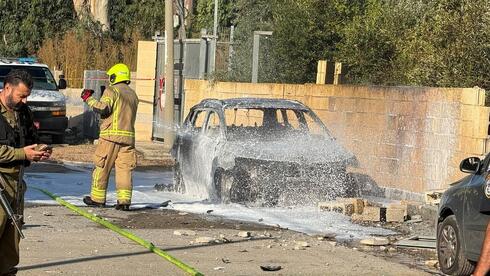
(461, 88, 481, 105)
(337, 198, 364, 214)
(386, 207, 406, 222)
(361, 206, 386, 222)
(319, 201, 354, 216)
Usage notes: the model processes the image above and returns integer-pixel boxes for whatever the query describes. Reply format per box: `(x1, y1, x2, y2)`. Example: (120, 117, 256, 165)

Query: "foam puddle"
(24, 162, 395, 239)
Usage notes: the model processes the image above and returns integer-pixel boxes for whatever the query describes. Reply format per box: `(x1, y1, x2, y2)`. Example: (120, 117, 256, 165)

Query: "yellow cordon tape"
(31, 186, 204, 276)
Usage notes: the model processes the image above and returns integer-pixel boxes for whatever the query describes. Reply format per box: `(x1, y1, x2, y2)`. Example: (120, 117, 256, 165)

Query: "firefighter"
(81, 63, 139, 211)
(0, 69, 50, 275)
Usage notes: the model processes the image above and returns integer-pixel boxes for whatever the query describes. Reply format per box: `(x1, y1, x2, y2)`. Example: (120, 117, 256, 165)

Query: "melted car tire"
(437, 215, 475, 276)
(214, 169, 232, 203)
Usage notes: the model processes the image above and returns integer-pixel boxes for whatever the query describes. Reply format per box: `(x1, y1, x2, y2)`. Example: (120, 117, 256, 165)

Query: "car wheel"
(437, 215, 475, 276)
(173, 163, 185, 193)
(214, 169, 232, 203)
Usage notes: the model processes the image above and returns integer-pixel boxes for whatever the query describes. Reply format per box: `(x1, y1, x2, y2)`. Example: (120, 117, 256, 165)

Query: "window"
(205, 111, 221, 137)
(224, 108, 264, 127)
(282, 109, 302, 129)
(191, 110, 207, 132)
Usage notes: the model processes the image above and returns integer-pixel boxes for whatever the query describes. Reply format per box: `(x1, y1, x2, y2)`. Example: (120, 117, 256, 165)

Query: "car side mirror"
(460, 157, 481, 174)
(58, 76, 67, 90)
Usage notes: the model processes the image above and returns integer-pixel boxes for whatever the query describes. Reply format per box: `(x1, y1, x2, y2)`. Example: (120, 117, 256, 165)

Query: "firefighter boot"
(115, 202, 130, 211)
(83, 196, 105, 207)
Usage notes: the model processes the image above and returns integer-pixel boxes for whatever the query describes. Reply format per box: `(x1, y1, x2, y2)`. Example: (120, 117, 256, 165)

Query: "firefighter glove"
(81, 89, 94, 101)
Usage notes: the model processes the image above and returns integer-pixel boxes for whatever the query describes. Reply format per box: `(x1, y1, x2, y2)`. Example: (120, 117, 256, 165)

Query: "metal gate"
(83, 70, 108, 140)
(152, 38, 212, 141)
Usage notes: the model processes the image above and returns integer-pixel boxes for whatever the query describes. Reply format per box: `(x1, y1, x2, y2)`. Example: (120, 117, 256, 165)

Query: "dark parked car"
(172, 98, 355, 206)
(437, 155, 490, 275)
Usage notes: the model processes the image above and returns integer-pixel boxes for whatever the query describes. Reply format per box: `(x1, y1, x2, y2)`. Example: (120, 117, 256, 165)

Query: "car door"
(193, 110, 224, 194)
(180, 109, 207, 185)
(463, 153, 490, 259)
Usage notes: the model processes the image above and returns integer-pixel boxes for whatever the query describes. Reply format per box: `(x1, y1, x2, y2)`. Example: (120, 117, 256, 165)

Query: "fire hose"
(31, 186, 204, 276)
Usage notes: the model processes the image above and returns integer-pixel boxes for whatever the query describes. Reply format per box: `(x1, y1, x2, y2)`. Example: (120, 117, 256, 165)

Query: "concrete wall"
(135, 41, 157, 141)
(184, 80, 490, 194)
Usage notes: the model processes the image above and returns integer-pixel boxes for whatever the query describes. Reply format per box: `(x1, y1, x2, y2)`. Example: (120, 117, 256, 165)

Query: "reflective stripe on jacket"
(86, 83, 139, 145)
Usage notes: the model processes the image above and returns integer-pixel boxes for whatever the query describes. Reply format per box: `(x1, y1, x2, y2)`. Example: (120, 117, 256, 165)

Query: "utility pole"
(209, 0, 219, 74)
(164, 0, 175, 148)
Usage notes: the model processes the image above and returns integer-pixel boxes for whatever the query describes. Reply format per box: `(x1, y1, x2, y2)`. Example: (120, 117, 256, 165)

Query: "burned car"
(437, 155, 490, 275)
(172, 98, 354, 206)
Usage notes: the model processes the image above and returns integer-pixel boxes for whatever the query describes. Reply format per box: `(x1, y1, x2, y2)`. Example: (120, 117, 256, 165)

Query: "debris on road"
(260, 265, 282, 272)
(425, 259, 439, 268)
(295, 241, 310, 248)
(424, 189, 445, 206)
(173, 230, 197, 236)
(195, 237, 215, 244)
(360, 238, 390, 246)
(394, 236, 436, 249)
(238, 231, 252, 238)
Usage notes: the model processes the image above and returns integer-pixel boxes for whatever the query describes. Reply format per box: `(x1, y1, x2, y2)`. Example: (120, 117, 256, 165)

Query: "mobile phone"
(36, 144, 52, 151)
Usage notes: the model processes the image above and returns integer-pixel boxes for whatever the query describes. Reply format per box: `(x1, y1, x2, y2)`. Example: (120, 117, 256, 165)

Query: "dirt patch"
(117, 209, 278, 231)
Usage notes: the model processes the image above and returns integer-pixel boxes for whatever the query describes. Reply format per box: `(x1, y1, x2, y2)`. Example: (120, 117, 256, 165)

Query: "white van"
(0, 58, 68, 143)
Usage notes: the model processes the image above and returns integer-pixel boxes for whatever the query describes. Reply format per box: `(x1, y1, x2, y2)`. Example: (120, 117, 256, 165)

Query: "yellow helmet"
(107, 63, 130, 85)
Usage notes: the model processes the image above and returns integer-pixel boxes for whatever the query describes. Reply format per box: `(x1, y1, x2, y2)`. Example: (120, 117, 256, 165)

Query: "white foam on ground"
(24, 163, 395, 239)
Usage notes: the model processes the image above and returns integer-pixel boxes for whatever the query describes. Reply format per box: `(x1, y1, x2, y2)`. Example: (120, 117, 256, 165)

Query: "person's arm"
(0, 144, 44, 163)
(473, 221, 490, 276)
(83, 88, 116, 117)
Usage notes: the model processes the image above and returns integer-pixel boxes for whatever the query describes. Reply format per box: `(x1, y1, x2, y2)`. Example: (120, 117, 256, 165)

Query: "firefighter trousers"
(90, 139, 137, 205)
(0, 174, 24, 275)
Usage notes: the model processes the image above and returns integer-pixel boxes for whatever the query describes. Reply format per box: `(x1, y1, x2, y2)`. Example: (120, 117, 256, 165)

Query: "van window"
(0, 66, 58, 90)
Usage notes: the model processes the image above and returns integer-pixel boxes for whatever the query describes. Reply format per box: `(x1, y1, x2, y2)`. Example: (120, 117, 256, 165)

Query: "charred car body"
(172, 98, 354, 206)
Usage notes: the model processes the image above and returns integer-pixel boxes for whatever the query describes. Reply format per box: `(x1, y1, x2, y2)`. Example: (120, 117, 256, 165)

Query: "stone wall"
(184, 80, 490, 194)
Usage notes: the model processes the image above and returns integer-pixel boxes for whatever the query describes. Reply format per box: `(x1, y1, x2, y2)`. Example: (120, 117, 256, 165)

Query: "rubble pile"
(318, 198, 424, 223)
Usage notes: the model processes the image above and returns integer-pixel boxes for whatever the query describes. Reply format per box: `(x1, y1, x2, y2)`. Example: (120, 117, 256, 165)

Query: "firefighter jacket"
(86, 83, 139, 146)
(0, 101, 38, 176)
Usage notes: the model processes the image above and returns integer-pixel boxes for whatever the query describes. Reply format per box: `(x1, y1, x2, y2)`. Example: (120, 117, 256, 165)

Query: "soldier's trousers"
(90, 139, 137, 205)
(0, 174, 24, 274)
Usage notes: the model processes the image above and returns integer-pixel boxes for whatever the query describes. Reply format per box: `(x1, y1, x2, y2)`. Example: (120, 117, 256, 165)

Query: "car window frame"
(188, 109, 208, 133)
(203, 109, 223, 138)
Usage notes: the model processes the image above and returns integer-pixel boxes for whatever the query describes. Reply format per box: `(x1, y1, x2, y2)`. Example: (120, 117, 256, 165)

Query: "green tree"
(228, 0, 364, 83)
(109, 0, 165, 40)
(226, 0, 274, 82)
(193, 0, 237, 34)
(0, 0, 76, 56)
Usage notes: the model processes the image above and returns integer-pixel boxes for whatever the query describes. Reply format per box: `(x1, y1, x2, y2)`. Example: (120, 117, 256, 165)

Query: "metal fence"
(82, 70, 108, 140)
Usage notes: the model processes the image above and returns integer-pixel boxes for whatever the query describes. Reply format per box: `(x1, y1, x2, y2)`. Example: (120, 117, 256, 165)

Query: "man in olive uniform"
(82, 63, 139, 211)
(0, 70, 51, 275)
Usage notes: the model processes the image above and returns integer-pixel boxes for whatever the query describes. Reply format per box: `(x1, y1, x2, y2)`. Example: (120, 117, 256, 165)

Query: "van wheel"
(437, 215, 475, 275)
(52, 134, 65, 144)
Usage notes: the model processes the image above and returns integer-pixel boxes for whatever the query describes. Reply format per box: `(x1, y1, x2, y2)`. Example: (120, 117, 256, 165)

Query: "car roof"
(0, 58, 47, 68)
(196, 97, 309, 111)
